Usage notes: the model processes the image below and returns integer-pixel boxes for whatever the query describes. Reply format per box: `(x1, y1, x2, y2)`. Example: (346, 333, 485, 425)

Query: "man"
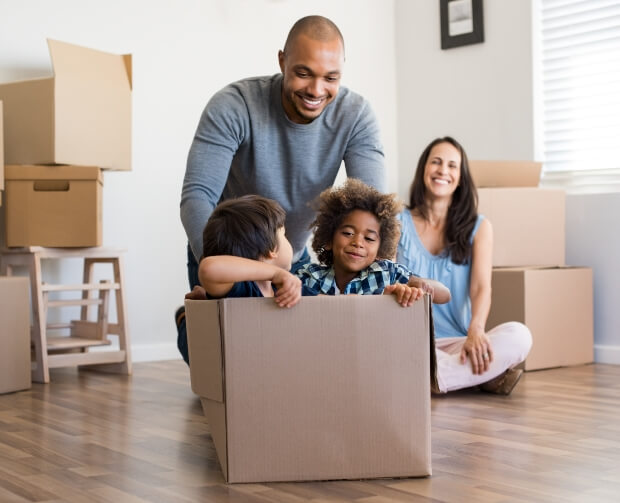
(177, 15, 385, 362)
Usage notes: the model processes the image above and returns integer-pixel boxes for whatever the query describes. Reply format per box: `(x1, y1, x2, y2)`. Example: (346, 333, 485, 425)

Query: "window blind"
(541, 0, 620, 180)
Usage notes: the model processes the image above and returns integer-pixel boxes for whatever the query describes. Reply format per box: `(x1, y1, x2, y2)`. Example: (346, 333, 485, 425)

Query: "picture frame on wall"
(440, 0, 484, 50)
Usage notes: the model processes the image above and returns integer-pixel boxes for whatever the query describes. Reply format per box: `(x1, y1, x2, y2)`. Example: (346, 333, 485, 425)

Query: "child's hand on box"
(415, 279, 435, 298)
(383, 283, 423, 307)
(407, 276, 451, 304)
(272, 269, 302, 308)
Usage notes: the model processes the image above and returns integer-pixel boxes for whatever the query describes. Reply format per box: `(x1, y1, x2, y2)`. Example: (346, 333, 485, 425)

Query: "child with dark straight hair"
(198, 194, 303, 303)
(176, 194, 310, 364)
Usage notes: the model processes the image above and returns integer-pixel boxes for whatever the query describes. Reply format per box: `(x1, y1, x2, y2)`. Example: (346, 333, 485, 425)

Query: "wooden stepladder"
(0, 246, 132, 383)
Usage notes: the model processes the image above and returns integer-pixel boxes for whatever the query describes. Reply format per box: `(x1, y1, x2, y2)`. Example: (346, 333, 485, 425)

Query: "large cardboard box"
(186, 295, 436, 483)
(486, 266, 593, 371)
(470, 160, 542, 188)
(4, 164, 102, 247)
(478, 187, 565, 267)
(0, 276, 31, 394)
(0, 39, 131, 171)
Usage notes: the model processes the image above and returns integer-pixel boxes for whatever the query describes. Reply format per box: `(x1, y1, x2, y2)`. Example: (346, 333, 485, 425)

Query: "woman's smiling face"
(423, 141, 462, 200)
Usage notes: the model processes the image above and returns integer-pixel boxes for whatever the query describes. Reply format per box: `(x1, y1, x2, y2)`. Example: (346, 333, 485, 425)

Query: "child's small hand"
(272, 269, 302, 308)
(409, 277, 435, 300)
(383, 283, 423, 307)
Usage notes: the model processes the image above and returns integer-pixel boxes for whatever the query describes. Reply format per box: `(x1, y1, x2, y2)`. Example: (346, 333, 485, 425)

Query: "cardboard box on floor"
(486, 266, 593, 371)
(4, 164, 102, 247)
(0, 277, 31, 394)
(0, 39, 131, 171)
(186, 295, 436, 483)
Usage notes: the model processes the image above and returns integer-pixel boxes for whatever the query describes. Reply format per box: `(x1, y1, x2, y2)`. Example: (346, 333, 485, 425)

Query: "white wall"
(0, 0, 398, 361)
(566, 193, 620, 365)
(394, 0, 535, 200)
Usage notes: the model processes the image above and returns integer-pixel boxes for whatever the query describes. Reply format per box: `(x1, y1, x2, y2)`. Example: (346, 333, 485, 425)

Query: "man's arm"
(343, 100, 386, 192)
(180, 89, 246, 261)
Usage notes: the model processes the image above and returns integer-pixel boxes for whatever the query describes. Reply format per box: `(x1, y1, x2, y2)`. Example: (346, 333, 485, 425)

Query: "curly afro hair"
(310, 178, 403, 266)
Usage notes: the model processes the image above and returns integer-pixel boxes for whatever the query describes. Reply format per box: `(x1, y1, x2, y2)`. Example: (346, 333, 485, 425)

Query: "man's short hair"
(283, 15, 344, 54)
(202, 195, 286, 261)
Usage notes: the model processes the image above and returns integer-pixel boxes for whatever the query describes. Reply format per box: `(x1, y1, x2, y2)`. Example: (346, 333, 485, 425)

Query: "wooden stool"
(0, 246, 132, 383)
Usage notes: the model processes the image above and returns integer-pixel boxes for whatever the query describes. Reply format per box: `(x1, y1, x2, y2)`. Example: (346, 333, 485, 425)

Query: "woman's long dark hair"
(408, 137, 478, 264)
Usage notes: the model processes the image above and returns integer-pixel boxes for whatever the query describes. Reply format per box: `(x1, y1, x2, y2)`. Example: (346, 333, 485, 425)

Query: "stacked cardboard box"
(0, 39, 132, 247)
(470, 160, 593, 370)
(186, 295, 437, 483)
(4, 165, 103, 247)
(0, 106, 31, 394)
(0, 40, 132, 387)
(0, 276, 30, 394)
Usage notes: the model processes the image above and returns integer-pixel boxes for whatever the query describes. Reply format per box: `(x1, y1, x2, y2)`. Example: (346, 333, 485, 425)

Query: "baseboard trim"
(130, 343, 181, 362)
(594, 344, 620, 365)
(91, 343, 181, 362)
(93, 343, 620, 364)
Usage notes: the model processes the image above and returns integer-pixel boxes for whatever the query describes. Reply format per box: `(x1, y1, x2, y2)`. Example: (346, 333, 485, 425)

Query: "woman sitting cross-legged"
(397, 137, 532, 395)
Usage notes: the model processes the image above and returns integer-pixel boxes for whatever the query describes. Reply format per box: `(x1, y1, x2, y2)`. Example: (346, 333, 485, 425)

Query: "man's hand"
(272, 269, 302, 308)
(383, 283, 423, 307)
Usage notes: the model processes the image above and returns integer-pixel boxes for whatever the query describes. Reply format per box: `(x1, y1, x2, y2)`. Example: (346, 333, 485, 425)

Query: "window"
(540, 0, 620, 192)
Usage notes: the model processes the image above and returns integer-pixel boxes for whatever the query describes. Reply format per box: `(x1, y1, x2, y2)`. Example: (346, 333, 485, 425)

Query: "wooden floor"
(1, 362, 619, 503)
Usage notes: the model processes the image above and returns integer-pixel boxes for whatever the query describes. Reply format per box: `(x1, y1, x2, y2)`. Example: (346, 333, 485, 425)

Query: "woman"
(397, 137, 532, 394)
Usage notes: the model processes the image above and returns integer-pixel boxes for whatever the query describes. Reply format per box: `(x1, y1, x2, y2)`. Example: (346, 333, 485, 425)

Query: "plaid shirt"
(296, 259, 414, 295)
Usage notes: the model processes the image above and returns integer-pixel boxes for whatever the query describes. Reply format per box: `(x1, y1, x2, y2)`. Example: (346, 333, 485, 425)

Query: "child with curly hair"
(296, 178, 450, 305)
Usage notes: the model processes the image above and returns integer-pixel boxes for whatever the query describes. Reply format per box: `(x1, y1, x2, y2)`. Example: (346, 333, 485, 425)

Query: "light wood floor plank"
(1, 361, 620, 502)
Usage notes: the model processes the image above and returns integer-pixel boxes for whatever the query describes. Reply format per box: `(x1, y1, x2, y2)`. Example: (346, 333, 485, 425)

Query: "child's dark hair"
(202, 195, 286, 260)
(310, 178, 403, 266)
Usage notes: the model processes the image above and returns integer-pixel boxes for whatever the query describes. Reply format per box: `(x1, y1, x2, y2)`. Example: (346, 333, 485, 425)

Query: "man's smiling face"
(278, 33, 344, 124)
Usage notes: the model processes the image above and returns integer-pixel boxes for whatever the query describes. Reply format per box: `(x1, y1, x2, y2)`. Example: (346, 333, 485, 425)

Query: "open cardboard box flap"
(0, 39, 132, 171)
(469, 160, 542, 187)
